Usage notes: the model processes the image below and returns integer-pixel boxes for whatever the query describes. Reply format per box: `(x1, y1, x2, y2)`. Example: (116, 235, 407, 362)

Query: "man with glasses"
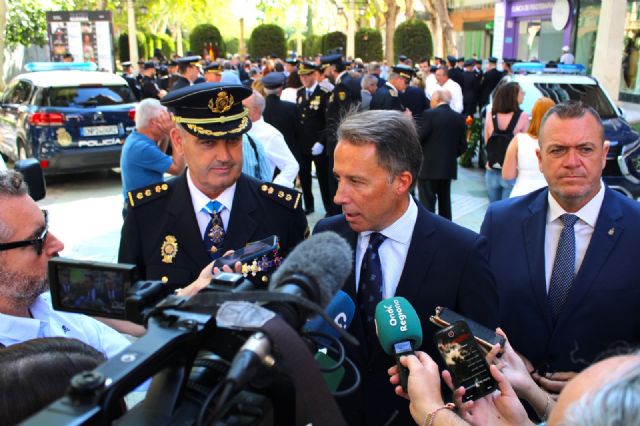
(0, 171, 130, 358)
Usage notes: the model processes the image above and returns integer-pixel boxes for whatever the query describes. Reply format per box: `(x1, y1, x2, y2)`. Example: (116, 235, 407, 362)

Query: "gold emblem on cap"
(208, 91, 235, 114)
(161, 235, 178, 263)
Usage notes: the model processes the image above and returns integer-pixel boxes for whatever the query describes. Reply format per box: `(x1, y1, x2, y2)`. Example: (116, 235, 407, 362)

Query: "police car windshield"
(533, 82, 617, 120)
(47, 86, 135, 107)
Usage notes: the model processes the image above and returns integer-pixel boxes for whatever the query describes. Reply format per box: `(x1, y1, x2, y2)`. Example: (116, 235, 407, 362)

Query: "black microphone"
(223, 231, 353, 392)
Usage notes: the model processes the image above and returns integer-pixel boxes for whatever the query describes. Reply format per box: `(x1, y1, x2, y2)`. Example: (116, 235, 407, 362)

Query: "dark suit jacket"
(399, 86, 429, 120)
(480, 187, 640, 373)
(326, 73, 361, 159)
(448, 67, 464, 88)
(369, 83, 404, 111)
(314, 204, 498, 426)
(169, 76, 191, 92)
(118, 173, 307, 288)
(462, 70, 479, 106)
(479, 68, 504, 107)
(264, 94, 300, 159)
(418, 104, 467, 180)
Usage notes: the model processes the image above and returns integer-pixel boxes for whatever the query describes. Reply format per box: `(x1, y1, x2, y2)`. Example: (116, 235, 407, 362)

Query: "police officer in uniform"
(369, 65, 412, 112)
(121, 61, 141, 100)
(170, 56, 202, 92)
(203, 63, 223, 83)
(322, 53, 360, 216)
(296, 62, 332, 215)
(118, 83, 308, 289)
(140, 62, 167, 100)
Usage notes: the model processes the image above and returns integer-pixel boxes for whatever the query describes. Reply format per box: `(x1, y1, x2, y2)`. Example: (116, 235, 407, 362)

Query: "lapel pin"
(608, 228, 615, 236)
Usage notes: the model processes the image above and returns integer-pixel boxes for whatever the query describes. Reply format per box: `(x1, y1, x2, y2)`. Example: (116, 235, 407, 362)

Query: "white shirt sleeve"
(447, 81, 464, 114)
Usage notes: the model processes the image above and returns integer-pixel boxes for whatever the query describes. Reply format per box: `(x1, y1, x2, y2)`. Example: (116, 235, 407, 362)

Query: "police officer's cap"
(320, 53, 343, 65)
(122, 61, 132, 68)
(298, 61, 318, 75)
(176, 55, 202, 66)
(446, 55, 457, 64)
(204, 63, 222, 74)
(262, 72, 286, 89)
(457, 57, 465, 63)
(161, 83, 252, 139)
(168, 60, 178, 66)
(488, 56, 498, 64)
(143, 61, 156, 70)
(285, 58, 299, 65)
(398, 54, 408, 62)
(392, 64, 413, 80)
(463, 59, 474, 67)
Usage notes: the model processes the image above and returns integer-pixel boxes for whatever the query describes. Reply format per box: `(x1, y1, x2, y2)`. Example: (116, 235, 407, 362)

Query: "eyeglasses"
(0, 210, 49, 255)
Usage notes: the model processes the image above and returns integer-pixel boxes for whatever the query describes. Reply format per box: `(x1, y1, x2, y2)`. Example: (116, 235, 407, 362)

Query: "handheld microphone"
(304, 290, 355, 347)
(374, 297, 422, 392)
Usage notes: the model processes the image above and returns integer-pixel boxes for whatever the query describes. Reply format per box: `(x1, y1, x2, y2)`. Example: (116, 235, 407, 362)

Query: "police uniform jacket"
(123, 74, 141, 100)
(263, 94, 300, 159)
(141, 75, 163, 100)
(369, 82, 404, 112)
(325, 72, 361, 158)
(296, 85, 330, 151)
(479, 68, 504, 107)
(448, 67, 464, 88)
(170, 76, 192, 92)
(399, 86, 429, 120)
(118, 172, 308, 289)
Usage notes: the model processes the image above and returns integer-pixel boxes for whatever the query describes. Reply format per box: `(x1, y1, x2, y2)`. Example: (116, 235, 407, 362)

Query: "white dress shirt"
(544, 182, 605, 293)
(248, 118, 299, 188)
(424, 73, 438, 100)
(438, 79, 463, 113)
(0, 293, 130, 359)
(355, 196, 418, 299)
(187, 170, 236, 239)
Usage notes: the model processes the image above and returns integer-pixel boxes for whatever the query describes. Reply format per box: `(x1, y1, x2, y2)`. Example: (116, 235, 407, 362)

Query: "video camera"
(25, 232, 357, 426)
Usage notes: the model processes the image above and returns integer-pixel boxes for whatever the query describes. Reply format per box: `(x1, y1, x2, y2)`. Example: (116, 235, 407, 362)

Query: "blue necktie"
(203, 200, 225, 260)
(548, 214, 579, 319)
(358, 232, 386, 348)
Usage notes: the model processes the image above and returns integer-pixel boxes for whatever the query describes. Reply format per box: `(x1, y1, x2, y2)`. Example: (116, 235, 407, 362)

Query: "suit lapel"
(522, 190, 553, 331)
(557, 188, 623, 324)
(167, 173, 210, 267)
(223, 174, 259, 253)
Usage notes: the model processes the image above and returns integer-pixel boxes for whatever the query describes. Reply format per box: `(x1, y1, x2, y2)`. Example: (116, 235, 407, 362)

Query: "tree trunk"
(384, 0, 399, 64)
(405, 0, 414, 20)
(433, 0, 455, 54)
(0, 0, 6, 90)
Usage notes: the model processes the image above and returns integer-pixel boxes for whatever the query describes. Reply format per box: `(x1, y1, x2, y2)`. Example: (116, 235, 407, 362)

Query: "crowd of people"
(0, 47, 638, 425)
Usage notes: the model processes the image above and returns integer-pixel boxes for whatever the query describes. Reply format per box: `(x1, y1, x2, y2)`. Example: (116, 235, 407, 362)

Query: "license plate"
(81, 125, 118, 136)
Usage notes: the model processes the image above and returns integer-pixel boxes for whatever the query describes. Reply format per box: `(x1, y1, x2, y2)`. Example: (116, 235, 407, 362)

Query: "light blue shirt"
(355, 196, 418, 298)
(120, 130, 173, 200)
(0, 293, 130, 359)
(242, 134, 271, 182)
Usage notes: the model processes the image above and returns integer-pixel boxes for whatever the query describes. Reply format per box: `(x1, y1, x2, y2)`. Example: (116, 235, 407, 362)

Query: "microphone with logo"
(374, 296, 423, 392)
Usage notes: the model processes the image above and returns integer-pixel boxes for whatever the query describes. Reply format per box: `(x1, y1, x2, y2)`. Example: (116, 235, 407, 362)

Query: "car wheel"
(17, 140, 30, 160)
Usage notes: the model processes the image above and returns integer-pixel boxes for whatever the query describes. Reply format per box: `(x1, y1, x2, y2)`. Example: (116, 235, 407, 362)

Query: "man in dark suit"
(462, 59, 479, 117)
(119, 83, 307, 289)
(479, 56, 503, 108)
(296, 62, 332, 215)
(314, 110, 498, 426)
(447, 55, 464, 88)
(480, 101, 640, 398)
(417, 89, 466, 220)
(262, 72, 300, 162)
(369, 65, 411, 112)
(323, 53, 361, 216)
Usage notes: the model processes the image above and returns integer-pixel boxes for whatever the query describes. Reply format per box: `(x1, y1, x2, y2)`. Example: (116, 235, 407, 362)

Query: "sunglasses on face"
(0, 210, 49, 255)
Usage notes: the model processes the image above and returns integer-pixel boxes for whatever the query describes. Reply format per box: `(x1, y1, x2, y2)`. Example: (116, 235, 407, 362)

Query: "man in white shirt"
(0, 170, 130, 358)
(243, 90, 299, 188)
(434, 67, 463, 113)
(481, 101, 640, 398)
(313, 110, 498, 426)
(560, 46, 575, 65)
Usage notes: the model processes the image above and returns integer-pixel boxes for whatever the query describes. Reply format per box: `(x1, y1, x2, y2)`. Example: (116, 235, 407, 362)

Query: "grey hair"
(337, 110, 422, 190)
(368, 62, 381, 73)
(387, 71, 400, 82)
(559, 355, 640, 426)
(0, 171, 28, 242)
(361, 74, 378, 90)
(539, 101, 605, 145)
(249, 90, 266, 114)
(432, 89, 451, 105)
(135, 98, 167, 129)
(264, 87, 280, 96)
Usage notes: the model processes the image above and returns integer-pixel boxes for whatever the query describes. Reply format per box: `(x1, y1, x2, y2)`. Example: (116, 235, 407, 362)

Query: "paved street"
(37, 165, 491, 264)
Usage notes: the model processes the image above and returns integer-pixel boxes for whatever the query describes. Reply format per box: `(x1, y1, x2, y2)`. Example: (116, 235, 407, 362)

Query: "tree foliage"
(5, 0, 48, 49)
(189, 23, 226, 58)
(355, 28, 382, 62)
(302, 35, 322, 57)
(249, 24, 286, 59)
(322, 31, 346, 55)
(393, 19, 432, 63)
(117, 32, 148, 63)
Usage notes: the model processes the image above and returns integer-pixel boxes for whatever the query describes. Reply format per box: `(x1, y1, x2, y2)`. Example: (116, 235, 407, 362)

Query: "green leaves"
(6, 0, 48, 49)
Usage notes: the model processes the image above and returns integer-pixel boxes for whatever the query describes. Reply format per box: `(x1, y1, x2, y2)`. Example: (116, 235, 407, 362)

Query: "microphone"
(304, 290, 355, 347)
(374, 296, 422, 392)
(223, 232, 353, 393)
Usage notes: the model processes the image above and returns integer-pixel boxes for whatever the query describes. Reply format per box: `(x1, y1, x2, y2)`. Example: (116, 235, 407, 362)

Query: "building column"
(592, 0, 626, 103)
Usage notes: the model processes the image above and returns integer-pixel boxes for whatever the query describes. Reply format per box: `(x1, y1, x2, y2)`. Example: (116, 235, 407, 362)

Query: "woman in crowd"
(502, 97, 556, 197)
(484, 82, 529, 201)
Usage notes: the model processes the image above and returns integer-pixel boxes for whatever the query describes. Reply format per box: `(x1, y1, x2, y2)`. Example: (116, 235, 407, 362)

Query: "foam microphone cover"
(374, 296, 423, 356)
(269, 231, 353, 308)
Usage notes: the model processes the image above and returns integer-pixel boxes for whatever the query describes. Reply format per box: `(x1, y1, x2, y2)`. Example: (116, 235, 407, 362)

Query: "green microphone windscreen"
(374, 296, 423, 356)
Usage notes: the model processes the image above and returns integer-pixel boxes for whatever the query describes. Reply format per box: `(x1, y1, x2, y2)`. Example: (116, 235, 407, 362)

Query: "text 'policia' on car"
(0, 62, 136, 176)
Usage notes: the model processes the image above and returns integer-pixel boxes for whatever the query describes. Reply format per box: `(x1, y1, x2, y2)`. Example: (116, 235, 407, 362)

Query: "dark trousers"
(299, 150, 332, 213)
(418, 178, 452, 220)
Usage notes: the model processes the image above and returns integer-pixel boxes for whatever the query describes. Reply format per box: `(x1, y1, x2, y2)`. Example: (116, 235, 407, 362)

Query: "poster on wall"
(46, 11, 114, 73)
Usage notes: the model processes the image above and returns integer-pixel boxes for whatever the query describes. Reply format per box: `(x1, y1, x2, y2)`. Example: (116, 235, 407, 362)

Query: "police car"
(0, 62, 136, 175)
(492, 63, 640, 199)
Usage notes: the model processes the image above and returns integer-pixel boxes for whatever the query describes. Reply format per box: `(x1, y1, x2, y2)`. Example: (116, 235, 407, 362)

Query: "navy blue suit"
(314, 203, 498, 426)
(481, 187, 640, 373)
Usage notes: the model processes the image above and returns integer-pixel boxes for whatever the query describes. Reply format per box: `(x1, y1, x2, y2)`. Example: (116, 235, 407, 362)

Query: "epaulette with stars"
(127, 182, 170, 208)
(259, 182, 302, 211)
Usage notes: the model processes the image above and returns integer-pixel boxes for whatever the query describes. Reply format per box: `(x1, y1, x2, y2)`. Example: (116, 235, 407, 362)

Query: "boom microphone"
(374, 297, 422, 391)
